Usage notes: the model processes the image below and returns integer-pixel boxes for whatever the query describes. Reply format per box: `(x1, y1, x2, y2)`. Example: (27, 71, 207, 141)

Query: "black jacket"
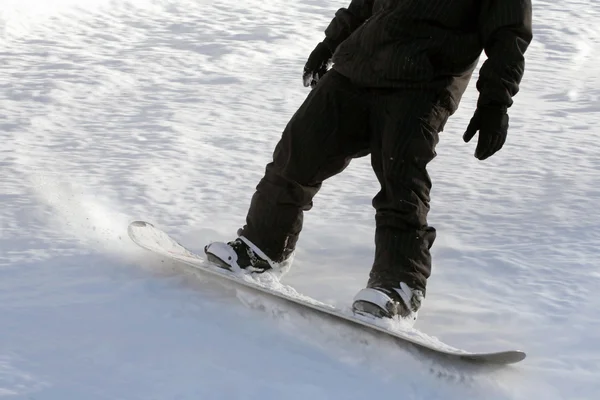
(324, 0, 533, 113)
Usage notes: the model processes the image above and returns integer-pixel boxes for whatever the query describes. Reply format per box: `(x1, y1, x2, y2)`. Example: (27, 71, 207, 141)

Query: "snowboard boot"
(352, 282, 424, 325)
(204, 236, 293, 280)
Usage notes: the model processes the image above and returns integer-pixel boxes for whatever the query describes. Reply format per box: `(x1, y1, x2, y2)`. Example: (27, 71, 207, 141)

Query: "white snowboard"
(128, 220, 526, 365)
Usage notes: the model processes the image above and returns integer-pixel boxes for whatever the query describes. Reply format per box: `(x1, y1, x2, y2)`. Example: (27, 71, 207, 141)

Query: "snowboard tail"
(127, 220, 526, 365)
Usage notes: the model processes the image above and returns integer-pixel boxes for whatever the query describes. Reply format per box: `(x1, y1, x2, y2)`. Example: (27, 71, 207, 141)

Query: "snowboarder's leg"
(354, 89, 450, 320)
(212, 70, 370, 272)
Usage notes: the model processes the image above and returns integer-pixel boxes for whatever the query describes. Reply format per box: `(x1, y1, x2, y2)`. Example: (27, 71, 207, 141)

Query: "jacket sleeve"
(476, 0, 533, 110)
(323, 0, 374, 51)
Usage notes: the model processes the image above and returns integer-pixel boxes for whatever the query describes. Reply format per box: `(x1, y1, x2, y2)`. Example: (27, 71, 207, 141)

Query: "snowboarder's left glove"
(302, 41, 333, 89)
(463, 106, 509, 161)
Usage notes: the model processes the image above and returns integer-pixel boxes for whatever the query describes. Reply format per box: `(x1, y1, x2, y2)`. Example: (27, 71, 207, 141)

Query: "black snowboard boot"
(204, 236, 293, 279)
(352, 283, 424, 325)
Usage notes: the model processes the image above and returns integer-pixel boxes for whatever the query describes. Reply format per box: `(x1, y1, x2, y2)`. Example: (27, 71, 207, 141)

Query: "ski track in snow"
(1, 0, 599, 398)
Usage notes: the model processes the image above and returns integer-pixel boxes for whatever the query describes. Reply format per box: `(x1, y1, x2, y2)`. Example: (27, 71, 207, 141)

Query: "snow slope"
(1, 0, 599, 398)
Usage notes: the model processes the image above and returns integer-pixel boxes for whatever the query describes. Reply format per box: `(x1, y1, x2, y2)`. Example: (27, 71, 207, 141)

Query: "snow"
(1, 0, 599, 398)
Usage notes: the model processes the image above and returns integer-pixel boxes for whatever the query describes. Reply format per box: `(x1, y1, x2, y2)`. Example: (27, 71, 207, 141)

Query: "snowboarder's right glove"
(463, 106, 509, 161)
(302, 41, 333, 89)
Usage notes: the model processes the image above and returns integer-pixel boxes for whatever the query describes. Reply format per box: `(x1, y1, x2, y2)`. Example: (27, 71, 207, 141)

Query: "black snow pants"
(239, 70, 450, 293)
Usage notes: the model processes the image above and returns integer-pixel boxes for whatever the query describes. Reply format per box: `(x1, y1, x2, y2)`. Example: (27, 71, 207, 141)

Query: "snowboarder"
(205, 0, 533, 323)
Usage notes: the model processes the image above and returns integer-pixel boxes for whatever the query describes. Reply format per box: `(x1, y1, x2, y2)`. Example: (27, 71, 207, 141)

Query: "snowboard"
(127, 220, 526, 365)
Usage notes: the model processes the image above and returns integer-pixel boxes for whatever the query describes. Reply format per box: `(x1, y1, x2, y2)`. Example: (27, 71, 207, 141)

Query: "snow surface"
(1, 0, 599, 398)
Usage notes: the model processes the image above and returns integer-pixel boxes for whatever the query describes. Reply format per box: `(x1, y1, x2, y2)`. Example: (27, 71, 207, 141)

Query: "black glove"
(463, 106, 509, 160)
(302, 41, 333, 88)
